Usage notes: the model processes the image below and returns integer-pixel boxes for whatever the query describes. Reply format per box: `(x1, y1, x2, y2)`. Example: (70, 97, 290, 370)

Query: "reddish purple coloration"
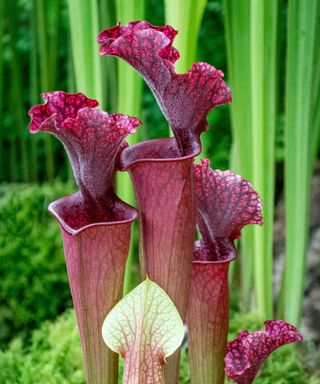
(29, 91, 140, 383)
(120, 137, 197, 384)
(97, 21, 231, 156)
(49, 191, 137, 234)
(28, 91, 141, 221)
(187, 158, 263, 384)
(49, 197, 135, 384)
(187, 260, 233, 384)
(194, 158, 263, 262)
(28, 91, 98, 132)
(225, 320, 303, 383)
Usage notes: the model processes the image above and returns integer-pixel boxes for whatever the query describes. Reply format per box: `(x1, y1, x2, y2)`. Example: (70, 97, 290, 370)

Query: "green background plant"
(0, 183, 74, 346)
(1, 310, 317, 384)
(0, 0, 319, 381)
(282, 0, 320, 327)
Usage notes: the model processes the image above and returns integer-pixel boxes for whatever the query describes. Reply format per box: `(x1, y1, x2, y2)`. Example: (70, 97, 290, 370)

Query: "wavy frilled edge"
(224, 320, 303, 384)
(194, 158, 263, 262)
(97, 21, 232, 157)
(28, 91, 141, 226)
(28, 91, 99, 133)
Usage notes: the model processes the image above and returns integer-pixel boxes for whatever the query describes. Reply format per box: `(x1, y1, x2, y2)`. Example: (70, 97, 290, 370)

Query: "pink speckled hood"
(225, 320, 303, 383)
(28, 91, 140, 383)
(97, 21, 231, 384)
(97, 21, 231, 156)
(187, 158, 263, 384)
(29, 91, 141, 224)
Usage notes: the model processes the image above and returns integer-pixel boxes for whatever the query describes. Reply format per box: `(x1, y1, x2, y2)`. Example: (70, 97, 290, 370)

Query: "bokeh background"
(0, 0, 319, 382)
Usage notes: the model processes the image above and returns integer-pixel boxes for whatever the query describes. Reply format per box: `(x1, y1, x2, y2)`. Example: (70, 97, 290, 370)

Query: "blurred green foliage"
(0, 0, 71, 182)
(0, 310, 84, 384)
(0, 0, 319, 381)
(0, 309, 317, 384)
(0, 0, 284, 179)
(0, 0, 233, 183)
(0, 183, 74, 347)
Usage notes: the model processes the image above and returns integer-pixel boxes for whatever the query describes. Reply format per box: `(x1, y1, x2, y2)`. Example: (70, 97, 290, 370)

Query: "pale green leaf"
(102, 279, 184, 383)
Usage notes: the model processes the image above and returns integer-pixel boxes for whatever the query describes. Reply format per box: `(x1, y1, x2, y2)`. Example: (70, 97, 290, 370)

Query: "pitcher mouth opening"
(48, 191, 138, 236)
(192, 253, 237, 265)
(193, 239, 237, 265)
(119, 137, 201, 171)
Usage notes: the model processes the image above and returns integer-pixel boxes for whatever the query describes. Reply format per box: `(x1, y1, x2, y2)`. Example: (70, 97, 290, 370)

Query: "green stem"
(282, 0, 319, 327)
(310, 1, 320, 163)
(67, 0, 104, 103)
(99, 0, 118, 112)
(35, 0, 55, 181)
(48, 0, 61, 90)
(164, 0, 207, 74)
(7, 0, 29, 182)
(115, 0, 145, 295)
(29, 3, 39, 182)
(224, 0, 277, 319)
(0, 0, 4, 181)
(250, 0, 277, 319)
(223, 0, 253, 309)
